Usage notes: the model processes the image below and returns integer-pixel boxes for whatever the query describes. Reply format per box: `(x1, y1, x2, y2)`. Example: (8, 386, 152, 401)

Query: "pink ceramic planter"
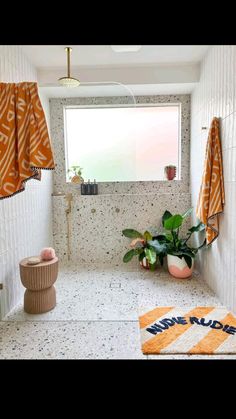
(167, 255, 194, 278)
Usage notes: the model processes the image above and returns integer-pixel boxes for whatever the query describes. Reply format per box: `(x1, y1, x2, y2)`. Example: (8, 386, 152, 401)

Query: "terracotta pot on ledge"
(71, 175, 84, 184)
(164, 166, 176, 181)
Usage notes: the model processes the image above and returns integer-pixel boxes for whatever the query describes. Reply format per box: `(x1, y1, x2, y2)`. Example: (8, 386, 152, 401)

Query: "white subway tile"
(191, 45, 236, 313)
(0, 47, 52, 318)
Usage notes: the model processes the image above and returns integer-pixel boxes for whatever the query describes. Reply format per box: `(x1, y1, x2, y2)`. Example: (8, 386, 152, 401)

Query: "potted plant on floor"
(149, 209, 206, 278)
(122, 229, 158, 271)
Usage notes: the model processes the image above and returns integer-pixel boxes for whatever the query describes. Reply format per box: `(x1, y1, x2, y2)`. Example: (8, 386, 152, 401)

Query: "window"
(64, 104, 180, 182)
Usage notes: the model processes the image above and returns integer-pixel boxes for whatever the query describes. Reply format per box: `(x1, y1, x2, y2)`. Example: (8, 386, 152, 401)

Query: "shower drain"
(109, 283, 121, 288)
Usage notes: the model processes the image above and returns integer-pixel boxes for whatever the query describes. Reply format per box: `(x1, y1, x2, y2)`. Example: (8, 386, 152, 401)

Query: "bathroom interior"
(0, 44, 236, 359)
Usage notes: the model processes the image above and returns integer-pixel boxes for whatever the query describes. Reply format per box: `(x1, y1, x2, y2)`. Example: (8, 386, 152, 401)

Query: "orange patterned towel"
(196, 117, 225, 245)
(0, 82, 55, 199)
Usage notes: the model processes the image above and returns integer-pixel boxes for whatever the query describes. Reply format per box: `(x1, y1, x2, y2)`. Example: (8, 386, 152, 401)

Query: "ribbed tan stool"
(19, 257, 59, 314)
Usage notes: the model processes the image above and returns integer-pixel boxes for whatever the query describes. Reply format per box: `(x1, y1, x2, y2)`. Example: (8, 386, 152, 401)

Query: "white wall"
(0, 46, 53, 319)
(190, 46, 236, 312)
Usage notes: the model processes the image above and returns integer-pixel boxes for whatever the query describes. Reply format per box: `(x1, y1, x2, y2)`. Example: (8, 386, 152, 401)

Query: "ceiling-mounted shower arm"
(58, 47, 80, 87)
(65, 47, 72, 78)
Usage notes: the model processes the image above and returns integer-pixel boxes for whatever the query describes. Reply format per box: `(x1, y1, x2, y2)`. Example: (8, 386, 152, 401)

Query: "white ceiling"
(21, 45, 209, 68)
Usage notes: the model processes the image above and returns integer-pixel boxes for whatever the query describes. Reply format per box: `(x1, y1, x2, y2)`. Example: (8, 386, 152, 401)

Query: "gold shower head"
(58, 47, 80, 87)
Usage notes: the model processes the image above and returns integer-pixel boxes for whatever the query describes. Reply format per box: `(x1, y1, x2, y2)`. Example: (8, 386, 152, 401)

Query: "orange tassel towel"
(196, 117, 225, 245)
(0, 82, 55, 199)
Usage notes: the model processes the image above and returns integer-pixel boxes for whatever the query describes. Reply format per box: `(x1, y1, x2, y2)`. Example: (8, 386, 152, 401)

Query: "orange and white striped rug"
(139, 306, 236, 354)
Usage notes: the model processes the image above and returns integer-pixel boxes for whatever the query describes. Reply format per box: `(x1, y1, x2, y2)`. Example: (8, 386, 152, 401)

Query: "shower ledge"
(52, 192, 190, 198)
(72, 192, 190, 197)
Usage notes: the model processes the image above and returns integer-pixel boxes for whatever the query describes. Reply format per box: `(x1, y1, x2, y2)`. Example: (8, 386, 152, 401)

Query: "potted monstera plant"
(122, 229, 158, 271)
(149, 209, 206, 278)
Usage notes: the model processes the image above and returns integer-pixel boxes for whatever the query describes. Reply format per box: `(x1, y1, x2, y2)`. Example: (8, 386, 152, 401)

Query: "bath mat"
(139, 306, 236, 354)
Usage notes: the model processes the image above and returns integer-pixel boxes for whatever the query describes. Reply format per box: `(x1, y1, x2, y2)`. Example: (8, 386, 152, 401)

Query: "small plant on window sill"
(67, 165, 84, 184)
(164, 165, 176, 180)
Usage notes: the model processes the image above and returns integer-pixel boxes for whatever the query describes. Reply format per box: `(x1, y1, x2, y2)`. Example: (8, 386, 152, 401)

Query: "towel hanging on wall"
(196, 117, 225, 245)
(0, 82, 55, 199)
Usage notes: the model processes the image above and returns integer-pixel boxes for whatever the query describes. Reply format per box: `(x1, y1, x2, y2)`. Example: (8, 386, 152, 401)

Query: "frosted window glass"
(64, 105, 180, 182)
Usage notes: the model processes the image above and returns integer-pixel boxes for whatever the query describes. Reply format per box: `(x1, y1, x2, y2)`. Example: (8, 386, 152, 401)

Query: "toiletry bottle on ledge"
(87, 179, 91, 195)
(81, 179, 86, 195)
(93, 179, 98, 195)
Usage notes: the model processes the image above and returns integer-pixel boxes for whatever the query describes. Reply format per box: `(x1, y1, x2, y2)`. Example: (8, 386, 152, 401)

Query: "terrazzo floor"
(1, 264, 236, 359)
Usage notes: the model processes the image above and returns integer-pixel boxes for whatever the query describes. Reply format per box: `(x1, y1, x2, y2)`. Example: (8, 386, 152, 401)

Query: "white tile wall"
(190, 45, 236, 312)
(0, 46, 53, 319)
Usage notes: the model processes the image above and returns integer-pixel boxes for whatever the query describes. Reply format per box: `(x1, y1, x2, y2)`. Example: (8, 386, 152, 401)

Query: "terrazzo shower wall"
(0, 46, 53, 318)
(50, 95, 191, 265)
(190, 46, 236, 312)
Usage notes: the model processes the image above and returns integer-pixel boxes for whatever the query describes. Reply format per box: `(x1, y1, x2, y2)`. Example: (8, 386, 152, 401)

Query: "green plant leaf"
(149, 262, 157, 272)
(175, 239, 181, 249)
(172, 249, 195, 258)
(164, 233, 173, 242)
(188, 222, 206, 233)
(182, 254, 192, 269)
(148, 240, 168, 255)
(123, 250, 136, 263)
(152, 234, 168, 242)
(158, 254, 163, 266)
(144, 248, 156, 265)
(138, 251, 145, 262)
(164, 214, 183, 231)
(162, 210, 172, 227)
(179, 238, 188, 246)
(143, 231, 152, 241)
(135, 248, 143, 255)
(182, 208, 193, 219)
(122, 229, 143, 239)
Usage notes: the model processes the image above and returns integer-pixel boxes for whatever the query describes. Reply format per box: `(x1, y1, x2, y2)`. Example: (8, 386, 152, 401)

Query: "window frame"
(63, 102, 182, 183)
